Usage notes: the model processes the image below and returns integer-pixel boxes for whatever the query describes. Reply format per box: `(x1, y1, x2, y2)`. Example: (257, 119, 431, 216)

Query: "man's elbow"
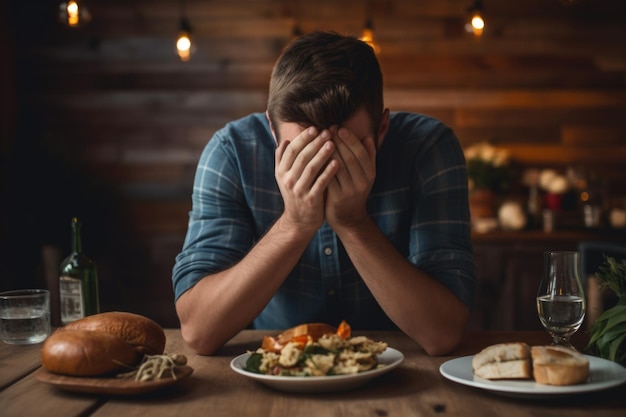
(415, 310, 468, 356)
(180, 321, 223, 356)
(420, 330, 463, 356)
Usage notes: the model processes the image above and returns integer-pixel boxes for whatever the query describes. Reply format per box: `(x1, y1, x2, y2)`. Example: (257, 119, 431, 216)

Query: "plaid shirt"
(172, 112, 476, 330)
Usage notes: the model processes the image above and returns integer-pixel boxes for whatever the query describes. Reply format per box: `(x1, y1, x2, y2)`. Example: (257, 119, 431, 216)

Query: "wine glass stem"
(551, 334, 575, 350)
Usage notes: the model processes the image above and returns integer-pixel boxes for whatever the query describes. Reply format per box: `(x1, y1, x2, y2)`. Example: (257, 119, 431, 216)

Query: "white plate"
(230, 347, 404, 393)
(440, 354, 626, 398)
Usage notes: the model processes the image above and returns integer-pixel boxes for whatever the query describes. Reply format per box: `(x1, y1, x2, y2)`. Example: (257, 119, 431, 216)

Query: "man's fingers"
(333, 128, 376, 185)
(278, 128, 333, 178)
(277, 127, 317, 169)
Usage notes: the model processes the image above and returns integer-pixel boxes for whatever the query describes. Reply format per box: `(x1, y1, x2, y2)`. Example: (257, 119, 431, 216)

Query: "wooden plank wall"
(3, 0, 626, 327)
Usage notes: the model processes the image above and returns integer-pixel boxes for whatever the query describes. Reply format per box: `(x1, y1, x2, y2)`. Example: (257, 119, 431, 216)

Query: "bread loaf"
(41, 311, 166, 377)
(41, 329, 138, 376)
(62, 311, 166, 355)
(531, 345, 589, 386)
(472, 342, 532, 380)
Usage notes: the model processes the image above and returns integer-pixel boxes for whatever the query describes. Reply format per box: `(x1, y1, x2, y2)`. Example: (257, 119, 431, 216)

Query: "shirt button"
(324, 247, 332, 255)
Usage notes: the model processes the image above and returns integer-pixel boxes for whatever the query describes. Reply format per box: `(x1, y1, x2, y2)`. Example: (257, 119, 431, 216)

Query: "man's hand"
(275, 127, 339, 233)
(326, 127, 377, 229)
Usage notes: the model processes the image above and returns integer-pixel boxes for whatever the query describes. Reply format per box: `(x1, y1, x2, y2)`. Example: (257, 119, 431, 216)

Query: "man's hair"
(267, 31, 384, 142)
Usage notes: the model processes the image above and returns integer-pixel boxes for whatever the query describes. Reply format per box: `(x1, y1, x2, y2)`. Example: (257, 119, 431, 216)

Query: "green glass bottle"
(59, 217, 100, 325)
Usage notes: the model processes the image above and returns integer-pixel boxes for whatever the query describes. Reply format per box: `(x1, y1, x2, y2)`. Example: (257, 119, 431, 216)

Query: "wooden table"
(1, 329, 625, 417)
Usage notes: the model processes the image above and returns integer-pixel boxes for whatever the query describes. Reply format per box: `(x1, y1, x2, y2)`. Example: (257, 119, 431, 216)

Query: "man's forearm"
(334, 218, 469, 356)
(176, 215, 315, 355)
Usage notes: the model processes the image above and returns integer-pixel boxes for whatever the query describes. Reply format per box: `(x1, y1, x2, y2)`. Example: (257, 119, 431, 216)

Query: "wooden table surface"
(1, 329, 625, 417)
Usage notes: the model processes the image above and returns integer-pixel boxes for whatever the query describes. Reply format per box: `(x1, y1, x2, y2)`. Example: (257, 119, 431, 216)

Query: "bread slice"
(531, 346, 590, 386)
(473, 359, 533, 380)
(472, 342, 532, 380)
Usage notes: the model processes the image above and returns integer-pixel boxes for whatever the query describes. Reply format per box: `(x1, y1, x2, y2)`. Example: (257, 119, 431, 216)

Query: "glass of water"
(0, 289, 51, 345)
(536, 251, 586, 349)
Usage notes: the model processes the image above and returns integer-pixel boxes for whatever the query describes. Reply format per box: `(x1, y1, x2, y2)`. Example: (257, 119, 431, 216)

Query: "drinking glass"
(536, 251, 586, 349)
(0, 289, 51, 345)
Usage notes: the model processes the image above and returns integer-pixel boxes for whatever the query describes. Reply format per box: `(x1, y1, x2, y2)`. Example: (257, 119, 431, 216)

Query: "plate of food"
(230, 321, 404, 393)
(440, 342, 626, 398)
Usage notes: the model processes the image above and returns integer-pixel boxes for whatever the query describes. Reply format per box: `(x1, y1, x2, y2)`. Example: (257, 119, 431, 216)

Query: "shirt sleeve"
(409, 124, 476, 309)
(171, 131, 255, 301)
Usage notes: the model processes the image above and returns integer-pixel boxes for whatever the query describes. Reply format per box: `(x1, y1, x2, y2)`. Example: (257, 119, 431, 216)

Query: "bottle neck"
(71, 217, 83, 254)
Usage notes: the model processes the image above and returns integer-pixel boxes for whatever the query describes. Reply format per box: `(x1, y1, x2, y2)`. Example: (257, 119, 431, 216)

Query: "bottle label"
(60, 275, 84, 324)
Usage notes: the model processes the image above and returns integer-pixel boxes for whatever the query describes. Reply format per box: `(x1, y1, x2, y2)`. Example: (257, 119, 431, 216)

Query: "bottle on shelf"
(59, 217, 100, 325)
(526, 184, 542, 229)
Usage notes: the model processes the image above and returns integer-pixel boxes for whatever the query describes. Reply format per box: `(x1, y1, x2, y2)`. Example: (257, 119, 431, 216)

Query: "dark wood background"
(2, 0, 625, 328)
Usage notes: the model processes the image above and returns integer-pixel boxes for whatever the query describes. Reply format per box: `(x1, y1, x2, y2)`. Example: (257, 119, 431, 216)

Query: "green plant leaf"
(605, 323, 626, 338)
(603, 309, 626, 331)
(599, 334, 615, 356)
(586, 255, 626, 364)
(596, 305, 626, 322)
(588, 328, 605, 347)
(608, 332, 626, 363)
(587, 311, 613, 346)
(596, 256, 626, 299)
(587, 306, 626, 344)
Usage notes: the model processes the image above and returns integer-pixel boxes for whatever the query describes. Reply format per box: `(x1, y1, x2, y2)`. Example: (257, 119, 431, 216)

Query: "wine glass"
(536, 251, 586, 349)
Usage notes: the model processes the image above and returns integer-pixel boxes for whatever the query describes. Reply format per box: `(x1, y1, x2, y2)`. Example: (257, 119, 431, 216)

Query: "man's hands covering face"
(275, 125, 376, 233)
(275, 127, 339, 233)
(326, 127, 376, 229)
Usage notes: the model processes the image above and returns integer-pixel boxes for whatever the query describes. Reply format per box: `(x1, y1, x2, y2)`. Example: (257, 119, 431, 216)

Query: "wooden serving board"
(34, 365, 193, 395)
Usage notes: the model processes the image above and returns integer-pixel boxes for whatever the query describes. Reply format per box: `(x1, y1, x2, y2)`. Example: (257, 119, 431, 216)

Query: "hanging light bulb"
(465, 0, 485, 37)
(176, 0, 194, 62)
(176, 17, 193, 62)
(176, 19, 194, 62)
(359, 17, 381, 54)
(58, 1, 91, 28)
(470, 12, 485, 36)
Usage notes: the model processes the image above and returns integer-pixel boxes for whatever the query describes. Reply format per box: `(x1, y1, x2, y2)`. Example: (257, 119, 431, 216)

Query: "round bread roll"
(41, 329, 138, 376)
(531, 345, 590, 386)
(62, 311, 166, 355)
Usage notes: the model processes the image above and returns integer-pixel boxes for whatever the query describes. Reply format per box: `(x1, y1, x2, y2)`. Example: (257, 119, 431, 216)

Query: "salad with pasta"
(244, 321, 388, 377)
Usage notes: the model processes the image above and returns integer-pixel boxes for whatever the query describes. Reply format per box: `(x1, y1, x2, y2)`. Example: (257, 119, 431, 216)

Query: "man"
(172, 31, 475, 356)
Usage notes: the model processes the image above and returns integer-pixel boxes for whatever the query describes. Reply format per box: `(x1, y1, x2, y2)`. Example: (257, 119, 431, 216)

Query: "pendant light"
(176, 1, 194, 62)
(466, 0, 485, 37)
(359, 1, 381, 54)
(58, 1, 91, 28)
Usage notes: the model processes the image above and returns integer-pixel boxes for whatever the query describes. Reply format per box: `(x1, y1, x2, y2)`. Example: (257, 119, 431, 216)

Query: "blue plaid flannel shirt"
(172, 112, 476, 330)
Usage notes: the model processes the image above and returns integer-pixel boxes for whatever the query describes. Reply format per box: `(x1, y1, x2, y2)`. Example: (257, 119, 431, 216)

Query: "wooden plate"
(35, 365, 193, 395)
